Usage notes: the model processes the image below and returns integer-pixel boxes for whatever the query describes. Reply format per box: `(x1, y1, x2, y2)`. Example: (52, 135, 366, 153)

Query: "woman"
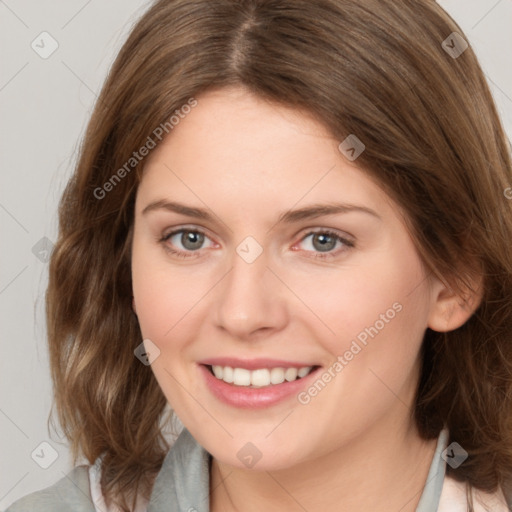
(6, 0, 512, 511)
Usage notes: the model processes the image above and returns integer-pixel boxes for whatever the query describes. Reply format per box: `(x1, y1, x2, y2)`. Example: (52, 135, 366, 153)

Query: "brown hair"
(47, 0, 512, 509)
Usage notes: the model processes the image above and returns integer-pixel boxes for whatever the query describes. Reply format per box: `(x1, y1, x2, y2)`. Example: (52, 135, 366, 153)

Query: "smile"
(209, 365, 315, 387)
(198, 360, 322, 409)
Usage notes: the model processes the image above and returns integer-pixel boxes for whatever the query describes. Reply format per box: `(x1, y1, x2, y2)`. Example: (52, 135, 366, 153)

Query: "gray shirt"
(3, 427, 456, 512)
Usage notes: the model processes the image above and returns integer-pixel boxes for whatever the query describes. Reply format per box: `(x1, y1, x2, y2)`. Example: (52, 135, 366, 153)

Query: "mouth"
(198, 360, 323, 409)
(203, 364, 320, 388)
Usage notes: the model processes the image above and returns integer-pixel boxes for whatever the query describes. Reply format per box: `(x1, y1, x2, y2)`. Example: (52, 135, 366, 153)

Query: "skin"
(131, 86, 479, 511)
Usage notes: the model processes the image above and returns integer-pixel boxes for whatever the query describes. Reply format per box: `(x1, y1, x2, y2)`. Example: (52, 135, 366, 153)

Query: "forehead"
(136, 87, 394, 221)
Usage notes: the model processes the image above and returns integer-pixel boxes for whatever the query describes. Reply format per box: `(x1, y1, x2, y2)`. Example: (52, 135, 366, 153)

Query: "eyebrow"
(141, 200, 381, 223)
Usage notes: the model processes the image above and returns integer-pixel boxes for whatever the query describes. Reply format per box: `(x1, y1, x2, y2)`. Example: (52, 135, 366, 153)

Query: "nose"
(214, 247, 289, 340)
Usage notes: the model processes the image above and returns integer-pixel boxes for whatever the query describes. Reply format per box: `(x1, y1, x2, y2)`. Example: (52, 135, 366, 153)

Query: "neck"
(210, 417, 438, 512)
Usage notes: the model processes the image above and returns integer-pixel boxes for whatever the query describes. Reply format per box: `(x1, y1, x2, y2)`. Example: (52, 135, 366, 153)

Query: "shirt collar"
(415, 427, 449, 511)
(147, 428, 211, 512)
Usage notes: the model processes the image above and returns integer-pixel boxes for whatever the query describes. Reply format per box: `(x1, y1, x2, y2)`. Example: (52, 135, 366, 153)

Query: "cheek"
(131, 243, 206, 405)
(132, 236, 181, 341)
(132, 267, 200, 341)
(287, 257, 427, 358)
(131, 239, 219, 362)
(290, 259, 430, 440)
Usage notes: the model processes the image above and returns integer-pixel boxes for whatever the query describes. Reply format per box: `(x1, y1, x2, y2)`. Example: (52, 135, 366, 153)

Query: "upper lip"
(199, 357, 319, 370)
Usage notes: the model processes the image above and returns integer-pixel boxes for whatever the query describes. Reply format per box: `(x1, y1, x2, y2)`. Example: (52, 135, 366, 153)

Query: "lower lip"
(198, 364, 321, 409)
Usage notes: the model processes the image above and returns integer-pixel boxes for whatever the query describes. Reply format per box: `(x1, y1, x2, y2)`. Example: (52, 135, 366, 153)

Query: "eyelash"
(158, 228, 355, 260)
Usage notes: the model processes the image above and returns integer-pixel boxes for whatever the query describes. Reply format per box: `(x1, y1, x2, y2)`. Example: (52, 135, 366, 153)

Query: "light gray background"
(1, 0, 511, 509)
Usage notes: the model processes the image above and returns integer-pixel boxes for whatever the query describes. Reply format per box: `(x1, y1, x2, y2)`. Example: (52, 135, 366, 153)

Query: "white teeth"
(210, 365, 314, 387)
(233, 368, 251, 386)
(297, 367, 311, 378)
(251, 369, 270, 387)
(270, 367, 286, 384)
(284, 368, 298, 381)
(222, 366, 234, 383)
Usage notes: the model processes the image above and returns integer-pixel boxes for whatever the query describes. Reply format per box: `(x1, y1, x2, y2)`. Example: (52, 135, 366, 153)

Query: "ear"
(427, 273, 483, 332)
(132, 297, 137, 316)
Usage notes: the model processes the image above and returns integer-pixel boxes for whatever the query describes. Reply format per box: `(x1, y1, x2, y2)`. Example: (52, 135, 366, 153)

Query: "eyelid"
(297, 226, 355, 242)
(160, 224, 211, 240)
(160, 226, 216, 248)
(292, 228, 355, 259)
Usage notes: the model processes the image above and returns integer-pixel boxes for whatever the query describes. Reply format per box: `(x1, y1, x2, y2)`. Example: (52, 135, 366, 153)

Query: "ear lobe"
(427, 274, 483, 332)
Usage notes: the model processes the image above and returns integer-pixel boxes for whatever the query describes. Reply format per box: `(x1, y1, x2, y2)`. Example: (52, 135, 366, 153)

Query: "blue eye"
(160, 228, 213, 258)
(298, 230, 354, 259)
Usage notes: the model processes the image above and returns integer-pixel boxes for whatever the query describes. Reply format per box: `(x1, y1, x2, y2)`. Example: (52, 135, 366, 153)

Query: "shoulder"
(438, 475, 511, 512)
(4, 465, 96, 512)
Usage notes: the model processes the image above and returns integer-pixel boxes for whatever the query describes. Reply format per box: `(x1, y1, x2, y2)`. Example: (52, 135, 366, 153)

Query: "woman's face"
(131, 86, 439, 470)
